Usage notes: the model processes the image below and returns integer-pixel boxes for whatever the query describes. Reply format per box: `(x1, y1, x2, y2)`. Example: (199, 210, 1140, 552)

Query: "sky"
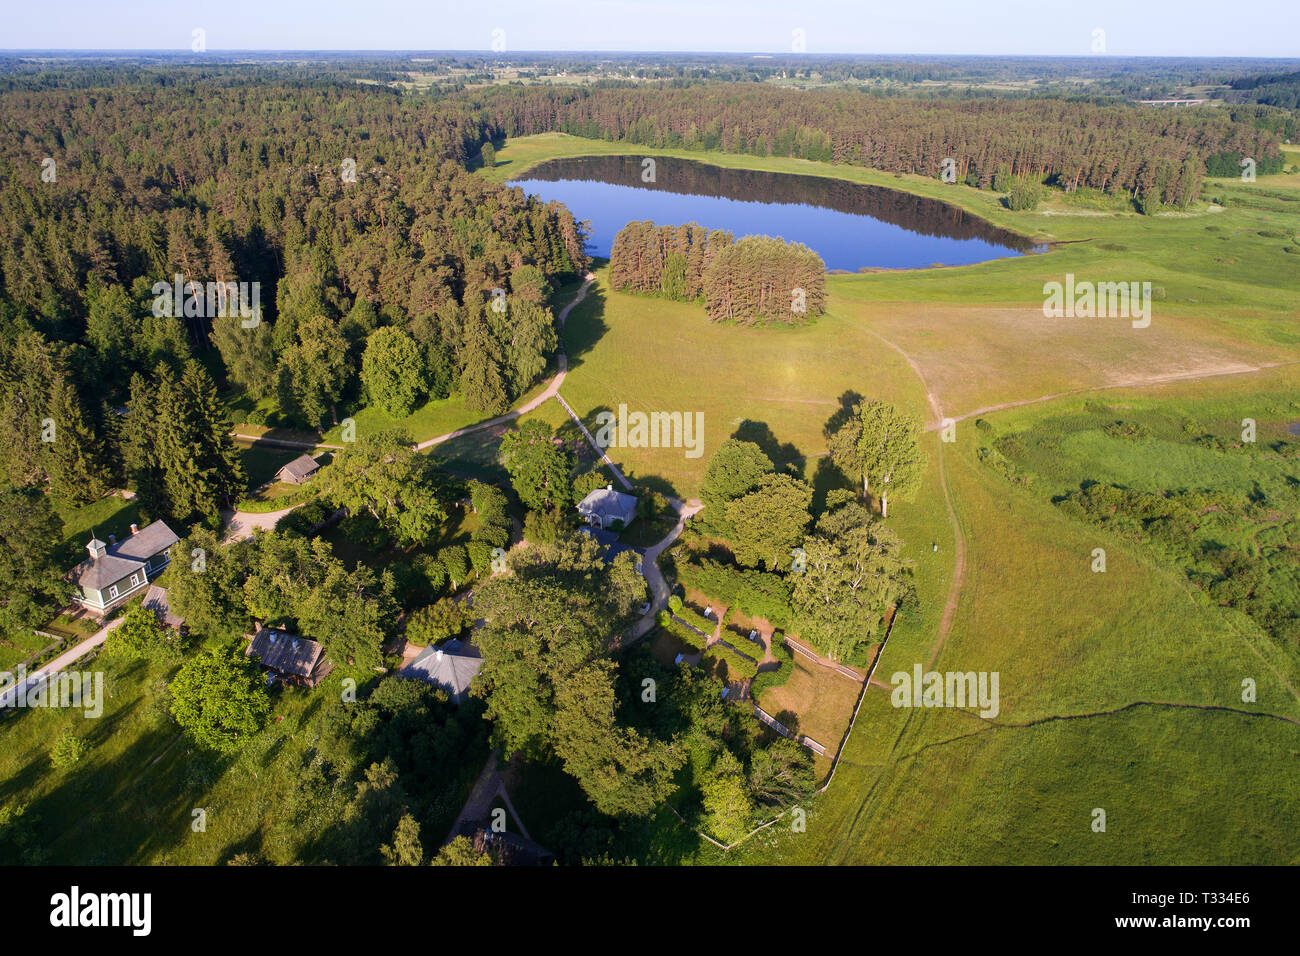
(3, 0, 1298, 57)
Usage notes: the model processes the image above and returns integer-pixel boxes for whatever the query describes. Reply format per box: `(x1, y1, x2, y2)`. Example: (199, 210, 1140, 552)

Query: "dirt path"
(860, 325, 965, 664)
(929, 359, 1299, 431)
(0, 617, 124, 709)
(625, 497, 704, 646)
(926, 440, 966, 667)
(220, 504, 302, 542)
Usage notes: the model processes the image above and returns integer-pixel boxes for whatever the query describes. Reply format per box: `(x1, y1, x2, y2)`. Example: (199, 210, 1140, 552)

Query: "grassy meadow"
(5, 133, 1296, 866)
(486, 135, 1300, 864)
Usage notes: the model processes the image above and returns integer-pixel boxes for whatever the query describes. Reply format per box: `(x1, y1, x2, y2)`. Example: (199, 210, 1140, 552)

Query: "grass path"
(935, 359, 1300, 431)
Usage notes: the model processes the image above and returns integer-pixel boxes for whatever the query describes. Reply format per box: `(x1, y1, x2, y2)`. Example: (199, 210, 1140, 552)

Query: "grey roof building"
(576, 485, 639, 531)
(402, 638, 483, 704)
(276, 454, 321, 484)
(69, 521, 179, 615)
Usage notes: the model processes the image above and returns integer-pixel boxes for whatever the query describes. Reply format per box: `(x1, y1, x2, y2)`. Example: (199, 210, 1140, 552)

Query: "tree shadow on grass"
(823, 389, 865, 439)
(810, 455, 854, 517)
(731, 419, 801, 468)
(559, 283, 607, 373)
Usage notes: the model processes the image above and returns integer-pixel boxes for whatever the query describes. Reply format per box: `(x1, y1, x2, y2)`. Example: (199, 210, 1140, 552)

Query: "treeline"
(469, 84, 1288, 207)
(610, 222, 826, 326)
(1228, 69, 1300, 113)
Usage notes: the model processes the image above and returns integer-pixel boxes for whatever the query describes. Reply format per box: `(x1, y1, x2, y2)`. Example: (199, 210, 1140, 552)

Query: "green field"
(485, 135, 1300, 864)
(6, 132, 1297, 866)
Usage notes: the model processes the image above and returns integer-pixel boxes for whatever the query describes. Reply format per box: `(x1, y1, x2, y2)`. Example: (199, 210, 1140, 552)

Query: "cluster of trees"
(471, 84, 1288, 209)
(470, 534, 675, 816)
(619, 646, 816, 847)
(123, 362, 246, 528)
(702, 236, 826, 326)
(0, 330, 246, 530)
(688, 424, 916, 661)
(0, 485, 68, 639)
(826, 400, 927, 518)
(610, 222, 826, 326)
(609, 221, 734, 300)
(168, 527, 397, 672)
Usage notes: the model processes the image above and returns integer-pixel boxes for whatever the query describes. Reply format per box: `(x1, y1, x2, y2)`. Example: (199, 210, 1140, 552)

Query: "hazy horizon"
(4, 0, 1299, 58)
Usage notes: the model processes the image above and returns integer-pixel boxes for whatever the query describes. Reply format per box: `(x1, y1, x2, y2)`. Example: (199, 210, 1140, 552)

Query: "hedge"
(672, 601, 716, 637)
(750, 632, 795, 697)
(727, 629, 765, 659)
(656, 611, 707, 651)
(704, 641, 759, 680)
(676, 558, 794, 628)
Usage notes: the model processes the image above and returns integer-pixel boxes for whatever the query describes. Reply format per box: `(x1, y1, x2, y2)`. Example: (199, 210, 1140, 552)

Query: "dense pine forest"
(470, 84, 1289, 206)
(0, 76, 588, 514)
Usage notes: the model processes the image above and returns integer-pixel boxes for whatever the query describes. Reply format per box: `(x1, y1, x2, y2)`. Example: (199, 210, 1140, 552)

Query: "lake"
(510, 155, 1041, 271)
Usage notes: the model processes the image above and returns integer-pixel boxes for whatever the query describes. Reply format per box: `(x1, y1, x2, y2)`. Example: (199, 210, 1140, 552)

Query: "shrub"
(751, 633, 795, 697)
(657, 611, 708, 651)
(726, 628, 765, 659)
(673, 602, 716, 636)
(677, 559, 794, 628)
(275, 497, 335, 536)
(1005, 179, 1041, 211)
(704, 642, 759, 680)
(50, 732, 87, 769)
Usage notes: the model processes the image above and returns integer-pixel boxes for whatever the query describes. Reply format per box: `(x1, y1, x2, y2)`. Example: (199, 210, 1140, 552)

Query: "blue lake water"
(510, 155, 1039, 271)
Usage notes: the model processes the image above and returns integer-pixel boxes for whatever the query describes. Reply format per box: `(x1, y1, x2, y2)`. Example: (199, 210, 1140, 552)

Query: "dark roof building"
(577, 485, 639, 531)
(245, 625, 332, 688)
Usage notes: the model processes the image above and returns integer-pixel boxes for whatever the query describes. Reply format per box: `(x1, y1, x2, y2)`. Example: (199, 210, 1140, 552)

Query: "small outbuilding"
(245, 624, 332, 688)
(276, 454, 321, 485)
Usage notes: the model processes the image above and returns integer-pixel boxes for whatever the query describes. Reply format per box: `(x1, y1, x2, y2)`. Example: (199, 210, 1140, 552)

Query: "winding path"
(414, 272, 597, 451)
(625, 497, 704, 645)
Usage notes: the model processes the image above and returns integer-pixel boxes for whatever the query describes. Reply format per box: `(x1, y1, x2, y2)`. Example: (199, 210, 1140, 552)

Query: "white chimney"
(435, 649, 444, 662)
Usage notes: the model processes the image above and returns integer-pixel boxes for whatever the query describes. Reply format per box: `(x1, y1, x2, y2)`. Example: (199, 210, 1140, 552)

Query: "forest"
(0, 76, 588, 518)
(470, 83, 1290, 207)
